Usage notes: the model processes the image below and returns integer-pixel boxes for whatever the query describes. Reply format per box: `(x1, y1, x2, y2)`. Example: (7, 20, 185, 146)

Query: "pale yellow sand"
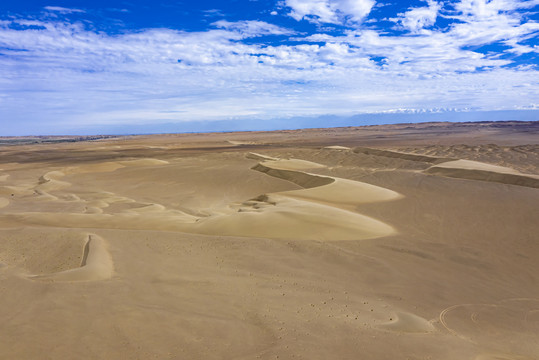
(426, 159, 539, 188)
(2, 154, 399, 241)
(0, 121, 538, 360)
(379, 311, 435, 333)
(324, 145, 350, 150)
(29, 233, 113, 281)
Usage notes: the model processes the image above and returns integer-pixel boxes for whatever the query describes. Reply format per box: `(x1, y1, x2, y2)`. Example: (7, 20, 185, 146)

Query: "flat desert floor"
(1, 121, 538, 360)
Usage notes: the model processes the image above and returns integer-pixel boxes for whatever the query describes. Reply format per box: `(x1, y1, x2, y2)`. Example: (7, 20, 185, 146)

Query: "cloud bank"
(0, 0, 537, 135)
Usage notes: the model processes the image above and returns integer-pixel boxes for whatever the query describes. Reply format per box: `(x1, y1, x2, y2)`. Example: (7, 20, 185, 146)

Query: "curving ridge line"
(353, 147, 454, 164)
(1, 153, 403, 242)
(190, 152, 403, 241)
(252, 158, 402, 206)
(353, 147, 539, 189)
(29, 234, 113, 282)
(252, 162, 334, 189)
(426, 160, 539, 188)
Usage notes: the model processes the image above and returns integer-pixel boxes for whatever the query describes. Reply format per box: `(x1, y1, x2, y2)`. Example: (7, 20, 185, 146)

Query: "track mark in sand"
(439, 299, 539, 358)
(29, 234, 113, 282)
(439, 303, 477, 340)
(475, 353, 536, 360)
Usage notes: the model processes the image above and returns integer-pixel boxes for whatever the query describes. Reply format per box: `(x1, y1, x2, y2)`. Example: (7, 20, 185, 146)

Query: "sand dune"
(1, 153, 400, 241)
(37, 170, 71, 192)
(426, 159, 539, 188)
(119, 158, 169, 166)
(246, 152, 279, 161)
(29, 233, 113, 281)
(193, 154, 400, 240)
(193, 194, 395, 241)
(323, 145, 350, 150)
(253, 156, 402, 205)
(351, 146, 539, 188)
(65, 162, 125, 174)
(228, 140, 258, 145)
(0, 122, 538, 360)
(353, 146, 452, 164)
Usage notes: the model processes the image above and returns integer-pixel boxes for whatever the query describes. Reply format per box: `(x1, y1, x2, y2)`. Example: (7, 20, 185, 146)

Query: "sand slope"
(426, 159, 539, 188)
(0, 122, 538, 360)
(1, 153, 401, 241)
(353, 146, 539, 188)
(29, 234, 113, 281)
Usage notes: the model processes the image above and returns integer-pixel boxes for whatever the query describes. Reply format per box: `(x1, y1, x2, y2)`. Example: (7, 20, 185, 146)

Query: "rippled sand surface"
(1, 121, 538, 359)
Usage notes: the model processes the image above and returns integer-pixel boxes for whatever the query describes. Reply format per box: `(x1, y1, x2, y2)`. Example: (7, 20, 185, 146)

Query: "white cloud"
(453, 0, 539, 20)
(0, 3, 537, 134)
(284, 0, 375, 25)
(44, 6, 85, 14)
(396, 0, 441, 33)
(335, 0, 376, 22)
(212, 20, 294, 37)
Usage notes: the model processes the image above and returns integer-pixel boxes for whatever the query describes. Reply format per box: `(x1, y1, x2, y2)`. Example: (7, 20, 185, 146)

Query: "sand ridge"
(351, 146, 539, 188)
(29, 233, 113, 282)
(353, 146, 453, 164)
(0, 153, 401, 241)
(426, 159, 539, 188)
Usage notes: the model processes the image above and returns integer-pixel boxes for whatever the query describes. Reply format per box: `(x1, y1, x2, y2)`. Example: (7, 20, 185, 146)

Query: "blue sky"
(1, 0, 538, 135)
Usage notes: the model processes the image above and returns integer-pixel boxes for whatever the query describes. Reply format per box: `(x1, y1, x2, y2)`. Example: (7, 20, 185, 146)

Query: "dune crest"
(323, 145, 350, 150)
(29, 234, 113, 282)
(353, 147, 452, 164)
(1, 153, 401, 241)
(253, 156, 403, 205)
(193, 193, 395, 241)
(426, 160, 539, 188)
(0, 122, 538, 359)
(192, 153, 401, 240)
(246, 152, 279, 161)
(352, 146, 539, 188)
(119, 158, 169, 166)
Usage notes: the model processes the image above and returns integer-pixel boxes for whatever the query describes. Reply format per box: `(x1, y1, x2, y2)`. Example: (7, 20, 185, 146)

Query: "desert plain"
(0, 121, 538, 360)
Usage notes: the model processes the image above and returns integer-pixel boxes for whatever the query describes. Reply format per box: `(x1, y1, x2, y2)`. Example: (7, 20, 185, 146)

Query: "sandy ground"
(0, 121, 538, 360)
